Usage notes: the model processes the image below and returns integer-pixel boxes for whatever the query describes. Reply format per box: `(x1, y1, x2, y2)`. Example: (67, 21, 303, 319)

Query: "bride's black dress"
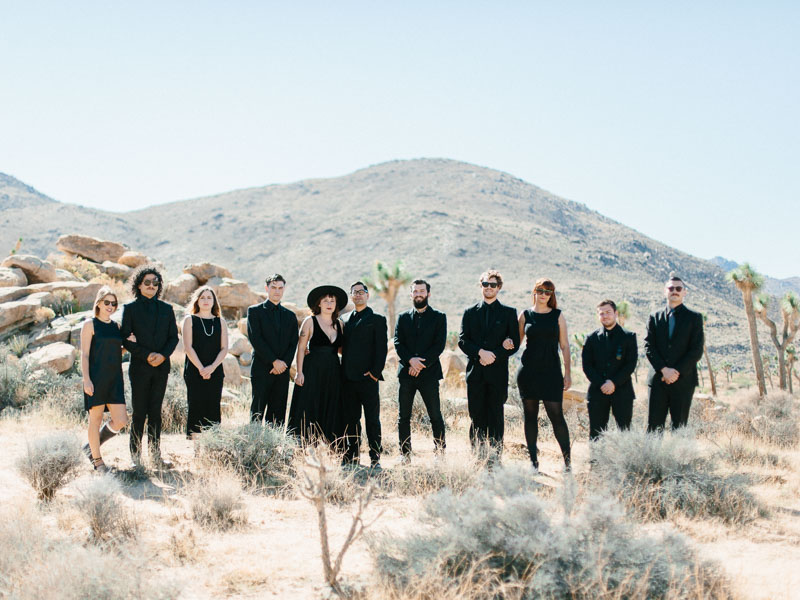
(288, 316, 344, 445)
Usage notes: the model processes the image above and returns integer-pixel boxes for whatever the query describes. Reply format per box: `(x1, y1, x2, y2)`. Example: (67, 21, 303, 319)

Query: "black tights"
(522, 398, 571, 468)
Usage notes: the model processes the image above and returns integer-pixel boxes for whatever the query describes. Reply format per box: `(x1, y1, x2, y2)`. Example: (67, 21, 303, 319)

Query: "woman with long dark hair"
(288, 285, 348, 446)
(81, 285, 129, 472)
(182, 286, 228, 439)
(517, 278, 572, 471)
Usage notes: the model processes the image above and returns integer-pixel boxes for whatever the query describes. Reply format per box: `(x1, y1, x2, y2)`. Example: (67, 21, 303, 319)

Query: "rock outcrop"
(56, 234, 127, 264)
(163, 273, 199, 305)
(0, 255, 57, 284)
(206, 277, 262, 311)
(22, 342, 77, 373)
(182, 262, 233, 285)
(117, 251, 150, 268)
(0, 292, 56, 336)
(0, 267, 27, 288)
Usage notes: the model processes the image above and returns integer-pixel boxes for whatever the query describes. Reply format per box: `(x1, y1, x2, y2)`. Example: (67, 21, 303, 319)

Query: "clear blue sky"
(1, 2, 797, 277)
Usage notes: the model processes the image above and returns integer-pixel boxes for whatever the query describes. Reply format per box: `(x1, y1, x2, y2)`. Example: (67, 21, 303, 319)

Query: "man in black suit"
(394, 279, 447, 462)
(247, 274, 299, 426)
(341, 281, 388, 468)
(645, 275, 704, 431)
(581, 300, 638, 440)
(121, 265, 179, 466)
(458, 269, 519, 455)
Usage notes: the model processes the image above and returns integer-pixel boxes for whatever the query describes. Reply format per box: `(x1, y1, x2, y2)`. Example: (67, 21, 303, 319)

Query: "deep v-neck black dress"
(288, 316, 343, 444)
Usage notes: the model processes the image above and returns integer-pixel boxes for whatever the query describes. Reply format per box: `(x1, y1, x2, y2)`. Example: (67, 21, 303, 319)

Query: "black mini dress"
(84, 317, 125, 411)
(516, 308, 564, 403)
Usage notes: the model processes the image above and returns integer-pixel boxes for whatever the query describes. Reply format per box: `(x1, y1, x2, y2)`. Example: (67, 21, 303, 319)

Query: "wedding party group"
(80, 265, 704, 474)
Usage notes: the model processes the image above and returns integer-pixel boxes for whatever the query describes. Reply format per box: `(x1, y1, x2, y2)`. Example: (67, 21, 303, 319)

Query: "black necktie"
(668, 309, 675, 339)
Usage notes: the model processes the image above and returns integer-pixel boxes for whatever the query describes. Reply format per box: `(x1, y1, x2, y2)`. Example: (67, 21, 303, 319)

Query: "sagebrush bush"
(368, 465, 735, 600)
(161, 364, 188, 434)
(73, 475, 138, 542)
(189, 469, 248, 530)
(725, 390, 799, 447)
(590, 429, 761, 524)
(0, 349, 83, 420)
(382, 458, 482, 497)
(44, 289, 79, 317)
(196, 422, 297, 489)
(16, 432, 83, 501)
(0, 348, 28, 413)
(0, 506, 178, 599)
(49, 253, 101, 282)
(718, 436, 786, 469)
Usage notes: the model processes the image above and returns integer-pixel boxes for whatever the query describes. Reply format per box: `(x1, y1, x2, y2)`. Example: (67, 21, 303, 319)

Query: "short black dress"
(288, 316, 343, 444)
(516, 308, 564, 403)
(84, 318, 125, 411)
(184, 315, 224, 436)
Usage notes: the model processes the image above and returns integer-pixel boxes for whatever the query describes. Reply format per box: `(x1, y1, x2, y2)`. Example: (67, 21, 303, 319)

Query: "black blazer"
(120, 297, 179, 365)
(341, 307, 388, 382)
(394, 307, 447, 381)
(581, 325, 637, 402)
(246, 301, 299, 372)
(458, 300, 520, 385)
(644, 303, 704, 388)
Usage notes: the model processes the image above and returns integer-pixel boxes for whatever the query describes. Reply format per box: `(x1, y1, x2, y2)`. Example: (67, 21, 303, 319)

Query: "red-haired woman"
(182, 286, 229, 438)
(517, 278, 572, 471)
(81, 285, 129, 472)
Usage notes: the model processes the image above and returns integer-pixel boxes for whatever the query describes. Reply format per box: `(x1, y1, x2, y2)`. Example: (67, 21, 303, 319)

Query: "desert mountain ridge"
(0, 158, 791, 365)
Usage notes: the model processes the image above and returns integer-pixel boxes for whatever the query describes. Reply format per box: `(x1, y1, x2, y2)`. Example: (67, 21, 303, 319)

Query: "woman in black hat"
(287, 285, 348, 446)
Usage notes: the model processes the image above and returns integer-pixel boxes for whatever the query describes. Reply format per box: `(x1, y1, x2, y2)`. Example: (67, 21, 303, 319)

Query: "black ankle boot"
(83, 423, 120, 459)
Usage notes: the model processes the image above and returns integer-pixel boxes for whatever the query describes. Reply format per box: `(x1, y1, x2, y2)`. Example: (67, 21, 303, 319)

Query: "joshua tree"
(753, 291, 800, 390)
(727, 263, 766, 396)
(569, 332, 586, 369)
(616, 300, 631, 327)
(363, 260, 412, 336)
(721, 361, 733, 383)
(700, 313, 717, 396)
(786, 345, 797, 394)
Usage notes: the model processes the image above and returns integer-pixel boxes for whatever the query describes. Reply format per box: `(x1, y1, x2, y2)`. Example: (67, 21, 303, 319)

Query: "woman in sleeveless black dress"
(516, 278, 572, 470)
(288, 285, 348, 447)
(182, 287, 229, 438)
(80, 286, 128, 472)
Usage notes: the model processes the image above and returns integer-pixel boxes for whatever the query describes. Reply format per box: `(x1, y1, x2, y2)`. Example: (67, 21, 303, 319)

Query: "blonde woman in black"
(81, 286, 129, 472)
(182, 286, 229, 439)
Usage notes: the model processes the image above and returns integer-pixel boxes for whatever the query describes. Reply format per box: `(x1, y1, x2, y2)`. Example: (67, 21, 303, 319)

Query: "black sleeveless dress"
(516, 308, 564, 403)
(288, 316, 343, 444)
(84, 317, 125, 411)
(184, 315, 224, 436)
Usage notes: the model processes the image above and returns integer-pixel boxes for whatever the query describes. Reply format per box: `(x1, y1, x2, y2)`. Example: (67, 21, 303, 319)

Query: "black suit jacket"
(644, 303, 704, 388)
(581, 325, 637, 402)
(120, 296, 179, 365)
(246, 301, 299, 372)
(342, 307, 388, 382)
(394, 307, 447, 381)
(458, 300, 520, 385)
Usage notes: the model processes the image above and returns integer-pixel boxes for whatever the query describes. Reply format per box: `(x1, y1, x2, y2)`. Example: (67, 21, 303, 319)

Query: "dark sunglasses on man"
(667, 286, 684, 292)
(142, 278, 160, 287)
(481, 281, 498, 288)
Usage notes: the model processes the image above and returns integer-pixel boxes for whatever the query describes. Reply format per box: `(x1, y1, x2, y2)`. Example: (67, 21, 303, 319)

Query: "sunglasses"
(534, 288, 553, 296)
(667, 286, 684, 292)
(481, 281, 498, 288)
(351, 289, 368, 296)
(142, 278, 160, 287)
(102, 300, 118, 307)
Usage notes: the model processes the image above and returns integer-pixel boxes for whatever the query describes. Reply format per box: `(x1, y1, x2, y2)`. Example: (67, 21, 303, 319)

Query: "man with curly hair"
(121, 265, 179, 467)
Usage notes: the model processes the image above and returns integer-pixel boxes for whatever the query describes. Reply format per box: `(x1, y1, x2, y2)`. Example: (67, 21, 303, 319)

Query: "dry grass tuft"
(73, 475, 138, 543)
(188, 468, 248, 530)
(16, 432, 83, 501)
(725, 390, 799, 448)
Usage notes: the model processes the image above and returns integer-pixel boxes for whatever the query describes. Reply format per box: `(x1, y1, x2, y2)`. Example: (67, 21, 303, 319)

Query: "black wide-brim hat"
(306, 285, 348, 312)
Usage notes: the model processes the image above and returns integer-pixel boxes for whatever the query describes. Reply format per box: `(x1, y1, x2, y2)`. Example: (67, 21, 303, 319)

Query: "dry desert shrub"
(589, 429, 761, 524)
(196, 422, 297, 489)
(368, 465, 736, 599)
(49, 252, 101, 282)
(16, 432, 83, 501)
(717, 435, 787, 469)
(382, 456, 483, 496)
(725, 390, 799, 447)
(73, 475, 138, 543)
(43, 289, 79, 316)
(188, 468, 248, 530)
(0, 505, 178, 599)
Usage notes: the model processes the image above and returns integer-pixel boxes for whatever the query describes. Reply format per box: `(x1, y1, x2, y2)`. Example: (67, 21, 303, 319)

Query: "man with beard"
(394, 279, 447, 462)
(645, 275, 704, 431)
(121, 265, 179, 467)
(458, 269, 519, 457)
(247, 274, 300, 426)
(582, 300, 638, 441)
(341, 281, 388, 468)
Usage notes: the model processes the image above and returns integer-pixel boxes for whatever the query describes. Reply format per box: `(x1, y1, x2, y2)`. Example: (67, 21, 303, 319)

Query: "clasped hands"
(660, 367, 680, 385)
(478, 338, 515, 366)
(270, 359, 288, 376)
(127, 333, 167, 368)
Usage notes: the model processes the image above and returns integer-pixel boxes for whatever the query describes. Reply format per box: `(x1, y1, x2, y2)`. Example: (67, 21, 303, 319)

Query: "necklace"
(198, 315, 215, 337)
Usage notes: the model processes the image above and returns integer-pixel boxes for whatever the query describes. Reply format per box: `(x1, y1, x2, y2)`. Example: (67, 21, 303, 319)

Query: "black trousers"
(398, 377, 446, 455)
(250, 367, 290, 425)
(467, 380, 506, 450)
(587, 394, 633, 440)
(129, 360, 169, 455)
(647, 382, 694, 432)
(342, 378, 382, 463)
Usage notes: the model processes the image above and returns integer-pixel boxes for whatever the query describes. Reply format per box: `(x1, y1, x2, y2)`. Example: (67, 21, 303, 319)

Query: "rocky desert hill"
(0, 158, 782, 365)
